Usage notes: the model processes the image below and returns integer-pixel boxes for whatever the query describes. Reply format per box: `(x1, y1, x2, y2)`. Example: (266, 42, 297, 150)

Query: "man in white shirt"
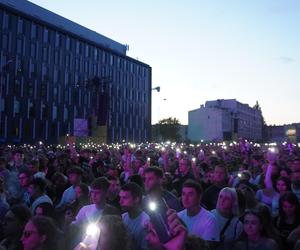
(68, 177, 120, 250)
(177, 179, 219, 242)
(120, 182, 149, 250)
(73, 177, 120, 226)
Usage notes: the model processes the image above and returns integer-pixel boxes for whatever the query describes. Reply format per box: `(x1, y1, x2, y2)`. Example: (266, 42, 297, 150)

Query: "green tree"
(156, 117, 181, 141)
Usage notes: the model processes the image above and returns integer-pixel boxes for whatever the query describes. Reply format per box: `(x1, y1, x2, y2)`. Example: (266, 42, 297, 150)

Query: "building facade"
(0, 0, 151, 144)
(266, 123, 300, 143)
(188, 99, 262, 142)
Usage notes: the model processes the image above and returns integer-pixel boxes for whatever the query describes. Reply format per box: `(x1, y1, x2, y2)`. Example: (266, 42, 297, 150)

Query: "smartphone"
(147, 197, 171, 244)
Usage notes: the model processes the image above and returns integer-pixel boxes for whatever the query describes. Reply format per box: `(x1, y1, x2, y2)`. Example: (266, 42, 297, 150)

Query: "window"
(41, 103, 48, 119)
(52, 105, 57, 120)
(27, 82, 34, 97)
(31, 23, 37, 39)
(42, 47, 48, 61)
(64, 106, 68, 121)
(24, 121, 32, 138)
(17, 17, 23, 33)
(28, 101, 35, 118)
(43, 28, 49, 43)
(66, 55, 70, 68)
(76, 41, 80, 54)
(38, 122, 44, 138)
(0, 98, 4, 112)
(30, 43, 36, 57)
(50, 123, 56, 137)
(13, 99, 20, 116)
(41, 83, 47, 98)
(2, 12, 9, 29)
(0, 116, 6, 137)
(11, 119, 19, 137)
(2, 34, 8, 50)
(66, 37, 70, 50)
(94, 49, 98, 60)
(14, 80, 21, 96)
(55, 33, 61, 47)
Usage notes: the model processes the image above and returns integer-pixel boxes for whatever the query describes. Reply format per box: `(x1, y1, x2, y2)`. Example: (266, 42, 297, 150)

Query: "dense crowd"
(0, 139, 300, 250)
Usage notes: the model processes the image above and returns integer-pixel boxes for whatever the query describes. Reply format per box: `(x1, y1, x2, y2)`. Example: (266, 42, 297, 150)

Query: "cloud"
(279, 56, 295, 63)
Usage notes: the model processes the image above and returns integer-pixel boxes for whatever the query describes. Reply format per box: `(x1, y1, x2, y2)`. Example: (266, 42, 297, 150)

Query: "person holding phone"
(143, 167, 182, 212)
(146, 208, 188, 250)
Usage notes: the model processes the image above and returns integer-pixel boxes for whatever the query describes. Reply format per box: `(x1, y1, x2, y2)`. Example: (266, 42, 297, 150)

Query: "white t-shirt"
(178, 207, 219, 241)
(122, 211, 150, 250)
(73, 204, 103, 225)
(211, 209, 243, 242)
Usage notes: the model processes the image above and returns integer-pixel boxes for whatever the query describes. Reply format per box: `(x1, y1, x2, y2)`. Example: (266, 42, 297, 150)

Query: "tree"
(155, 117, 181, 142)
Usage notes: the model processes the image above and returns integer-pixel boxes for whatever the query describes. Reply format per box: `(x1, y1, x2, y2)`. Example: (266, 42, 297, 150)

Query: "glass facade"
(0, 4, 151, 144)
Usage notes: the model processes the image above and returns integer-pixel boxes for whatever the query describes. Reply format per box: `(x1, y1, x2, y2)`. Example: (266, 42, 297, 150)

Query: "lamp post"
(152, 86, 160, 92)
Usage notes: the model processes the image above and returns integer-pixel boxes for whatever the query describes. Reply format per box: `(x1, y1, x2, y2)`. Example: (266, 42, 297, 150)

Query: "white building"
(188, 99, 262, 142)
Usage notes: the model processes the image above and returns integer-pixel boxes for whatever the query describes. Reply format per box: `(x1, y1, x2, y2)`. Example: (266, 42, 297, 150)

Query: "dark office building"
(0, 0, 152, 144)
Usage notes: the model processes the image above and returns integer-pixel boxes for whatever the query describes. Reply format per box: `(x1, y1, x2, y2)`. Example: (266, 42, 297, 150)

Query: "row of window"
(0, 95, 149, 132)
(0, 116, 70, 141)
(0, 114, 149, 143)
(0, 76, 148, 110)
(1, 10, 148, 77)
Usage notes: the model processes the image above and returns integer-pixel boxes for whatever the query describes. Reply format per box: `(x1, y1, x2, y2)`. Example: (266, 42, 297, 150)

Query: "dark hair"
(77, 183, 90, 198)
(18, 169, 32, 178)
(35, 203, 55, 219)
(29, 216, 59, 250)
(278, 192, 300, 221)
(107, 175, 118, 181)
(183, 179, 202, 195)
(98, 215, 130, 250)
(243, 209, 267, 237)
(256, 204, 281, 243)
(90, 177, 110, 192)
(144, 167, 163, 178)
(66, 166, 83, 176)
(121, 182, 143, 202)
(128, 174, 144, 190)
(214, 165, 228, 179)
(10, 205, 32, 225)
(279, 167, 292, 176)
(30, 177, 47, 192)
(275, 176, 291, 192)
(29, 159, 39, 167)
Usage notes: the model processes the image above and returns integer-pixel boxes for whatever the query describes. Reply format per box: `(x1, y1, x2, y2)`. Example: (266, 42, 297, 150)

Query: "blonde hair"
(217, 187, 239, 216)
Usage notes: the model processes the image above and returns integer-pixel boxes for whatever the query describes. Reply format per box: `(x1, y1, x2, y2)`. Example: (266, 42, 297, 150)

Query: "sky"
(29, 0, 300, 125)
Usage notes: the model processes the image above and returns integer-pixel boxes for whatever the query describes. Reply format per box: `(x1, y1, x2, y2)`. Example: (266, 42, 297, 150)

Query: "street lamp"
(152, 86, 160, 92)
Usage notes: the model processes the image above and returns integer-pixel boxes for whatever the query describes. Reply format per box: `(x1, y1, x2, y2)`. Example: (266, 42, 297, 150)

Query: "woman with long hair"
(211, 187, 243, 250)
(233, 209, 278, 250)
(274, 192, 300, 250)
(21, 216, 62, 250)
(271, 176, 292, 216)
(0, 205, 31, 250)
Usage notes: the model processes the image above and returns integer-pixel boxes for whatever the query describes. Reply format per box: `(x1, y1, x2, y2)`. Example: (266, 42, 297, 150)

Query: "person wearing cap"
(55, 166, 83, 210)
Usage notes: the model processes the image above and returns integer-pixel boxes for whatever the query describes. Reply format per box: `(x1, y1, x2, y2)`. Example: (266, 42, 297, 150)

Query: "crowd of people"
(0, 139, 300, 250)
